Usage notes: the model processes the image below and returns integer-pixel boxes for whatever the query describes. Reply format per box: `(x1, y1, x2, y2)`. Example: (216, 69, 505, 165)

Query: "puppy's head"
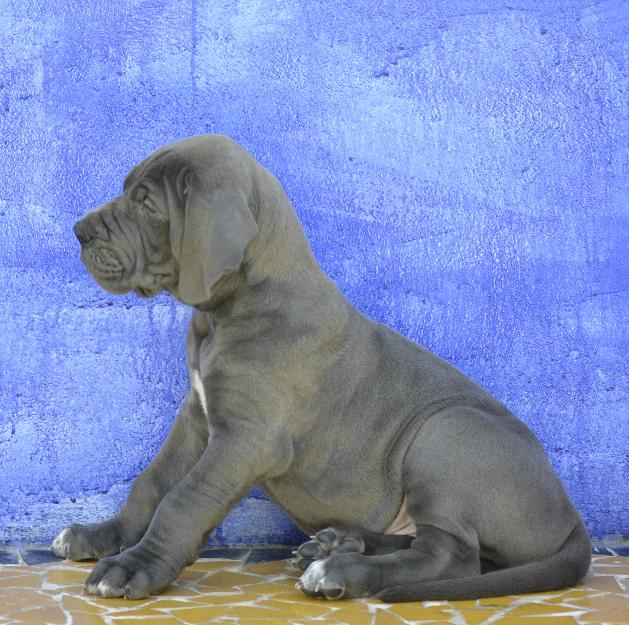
(74, 135, 258, 306)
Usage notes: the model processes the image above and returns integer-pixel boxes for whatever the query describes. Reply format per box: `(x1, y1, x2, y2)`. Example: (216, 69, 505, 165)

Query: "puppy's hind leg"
(295, 526, 414, 572)
(297, 525, 480, 600)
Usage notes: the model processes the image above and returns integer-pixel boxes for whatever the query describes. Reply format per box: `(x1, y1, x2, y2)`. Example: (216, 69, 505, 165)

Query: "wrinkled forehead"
(123, 149, 176, 193)
(121, 136, 255, 196)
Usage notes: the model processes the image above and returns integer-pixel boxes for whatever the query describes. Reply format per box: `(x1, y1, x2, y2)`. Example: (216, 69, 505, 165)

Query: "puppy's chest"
(190, 339, 223, 420)
(188, 319, 267, 422)
(191, 368, 209, 416)
(187, 314, 219, 419)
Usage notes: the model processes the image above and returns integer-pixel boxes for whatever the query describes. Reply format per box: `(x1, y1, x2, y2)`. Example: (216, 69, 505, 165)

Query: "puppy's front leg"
(84, 424, 288, 599)
(52, 393, 208, 560)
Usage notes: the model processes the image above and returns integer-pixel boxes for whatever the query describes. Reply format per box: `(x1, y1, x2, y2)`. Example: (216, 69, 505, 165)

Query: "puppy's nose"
(73, 220, 96, 246)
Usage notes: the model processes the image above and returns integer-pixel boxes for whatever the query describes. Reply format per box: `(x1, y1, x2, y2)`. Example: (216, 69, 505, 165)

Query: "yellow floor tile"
(245, 561, 291, 575)
(9, 607, 67, 624)
(593, 564, 629, 574)
(581, 575, 626, 593)
(68, 614, 109, 625)
(177, 591, 247, 604)
(491, 617, 581, 625)
(449, 598, 480, 608)
(233, 582, 296, 596)
(329, 606, 385, 624)
(110, 618, 184, 625)
(108, 607, 168, 617)
(174, 605, 233, 622)
(571, 592, 629, 610)
(395, 622, 450, 625)
(372, 610, 409, 625)
(462, 608, 508, 624)
(46, 568, 90, 585)
(144, 598, 208, 609)
(508, 602, 586, 617)
(545, 589, 597, 603)
(198, 570, 264, 588)
(46, 583, 85, 594)
(4, 590, 57, 609)
(0, 565, 33, 575)
(171, 568, 209, 583)
(0, 553, 628, 625)
(235, 621, 295, 625)
(580, 608, 629, 623)
(0, 574, 43, 588)
(263, 589, 333, 604)
(258, 597, 335, 618)
(61, 595, 105, 614)
(270, 577, 302, 588)
(186, 559, 240, 571)
(160, 584, 203, 597)
(225, 604, 290, 618)
(592, 557, 626, 566)
(476, 594, 525, 607)
(387, 603, 456, 620)
(81, 596, 151, 609)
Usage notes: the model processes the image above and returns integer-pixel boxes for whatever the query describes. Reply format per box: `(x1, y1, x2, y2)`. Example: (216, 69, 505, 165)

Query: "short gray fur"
(56, 135, 591, 601)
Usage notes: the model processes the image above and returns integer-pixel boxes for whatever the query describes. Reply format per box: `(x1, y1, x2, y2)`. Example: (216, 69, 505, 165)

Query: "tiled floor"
(0, 547, 627, 625)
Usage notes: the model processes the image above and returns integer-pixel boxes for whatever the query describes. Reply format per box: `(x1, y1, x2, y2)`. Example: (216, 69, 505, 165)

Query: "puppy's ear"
(170, 170, 258, 306)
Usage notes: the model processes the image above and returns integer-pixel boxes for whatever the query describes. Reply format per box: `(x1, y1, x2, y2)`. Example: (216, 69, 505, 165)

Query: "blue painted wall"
(0, 0, 627, 545)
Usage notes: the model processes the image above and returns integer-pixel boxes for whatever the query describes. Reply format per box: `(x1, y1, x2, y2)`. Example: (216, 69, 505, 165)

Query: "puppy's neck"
(246, 164, 322, 281)
(191, 165, 330, 317)
(191, 269, 249, 316)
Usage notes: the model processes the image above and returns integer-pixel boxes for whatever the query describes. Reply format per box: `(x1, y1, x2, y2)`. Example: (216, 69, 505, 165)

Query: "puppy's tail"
(376, 520, 592, 602)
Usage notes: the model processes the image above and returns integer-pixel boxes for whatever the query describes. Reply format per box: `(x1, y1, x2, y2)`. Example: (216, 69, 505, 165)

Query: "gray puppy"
(54, 135, 591, 601)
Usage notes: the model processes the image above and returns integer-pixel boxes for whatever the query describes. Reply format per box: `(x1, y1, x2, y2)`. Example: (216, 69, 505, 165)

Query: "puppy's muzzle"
(73, 219, 96, 246)
(74, 214, 129, 285)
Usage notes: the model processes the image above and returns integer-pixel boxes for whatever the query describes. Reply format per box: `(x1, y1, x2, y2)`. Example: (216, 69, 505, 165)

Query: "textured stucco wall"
(0, 0, 627, 545)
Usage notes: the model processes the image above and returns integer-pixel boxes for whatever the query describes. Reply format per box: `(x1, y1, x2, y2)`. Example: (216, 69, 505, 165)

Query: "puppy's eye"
(142, 196, 159, 216)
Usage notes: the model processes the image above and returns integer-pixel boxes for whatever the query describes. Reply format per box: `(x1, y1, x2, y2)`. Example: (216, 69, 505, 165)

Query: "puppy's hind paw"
(297, 559, 346, 600)
(295, 527, 365, 571)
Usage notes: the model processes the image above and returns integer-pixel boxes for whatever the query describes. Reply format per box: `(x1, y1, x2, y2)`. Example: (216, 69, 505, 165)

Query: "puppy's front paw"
(84, 546, 178, 599)
(52, 527, 75, 559)
(52, 520, 126, 561)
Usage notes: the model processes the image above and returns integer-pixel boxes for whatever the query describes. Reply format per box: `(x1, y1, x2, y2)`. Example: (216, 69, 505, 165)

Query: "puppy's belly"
(384, 496, 416, 536)
(259, 469, 403, 536)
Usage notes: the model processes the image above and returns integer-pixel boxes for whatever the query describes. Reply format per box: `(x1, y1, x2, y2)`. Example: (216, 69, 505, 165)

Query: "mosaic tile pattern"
(0, 551, 627, 624)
